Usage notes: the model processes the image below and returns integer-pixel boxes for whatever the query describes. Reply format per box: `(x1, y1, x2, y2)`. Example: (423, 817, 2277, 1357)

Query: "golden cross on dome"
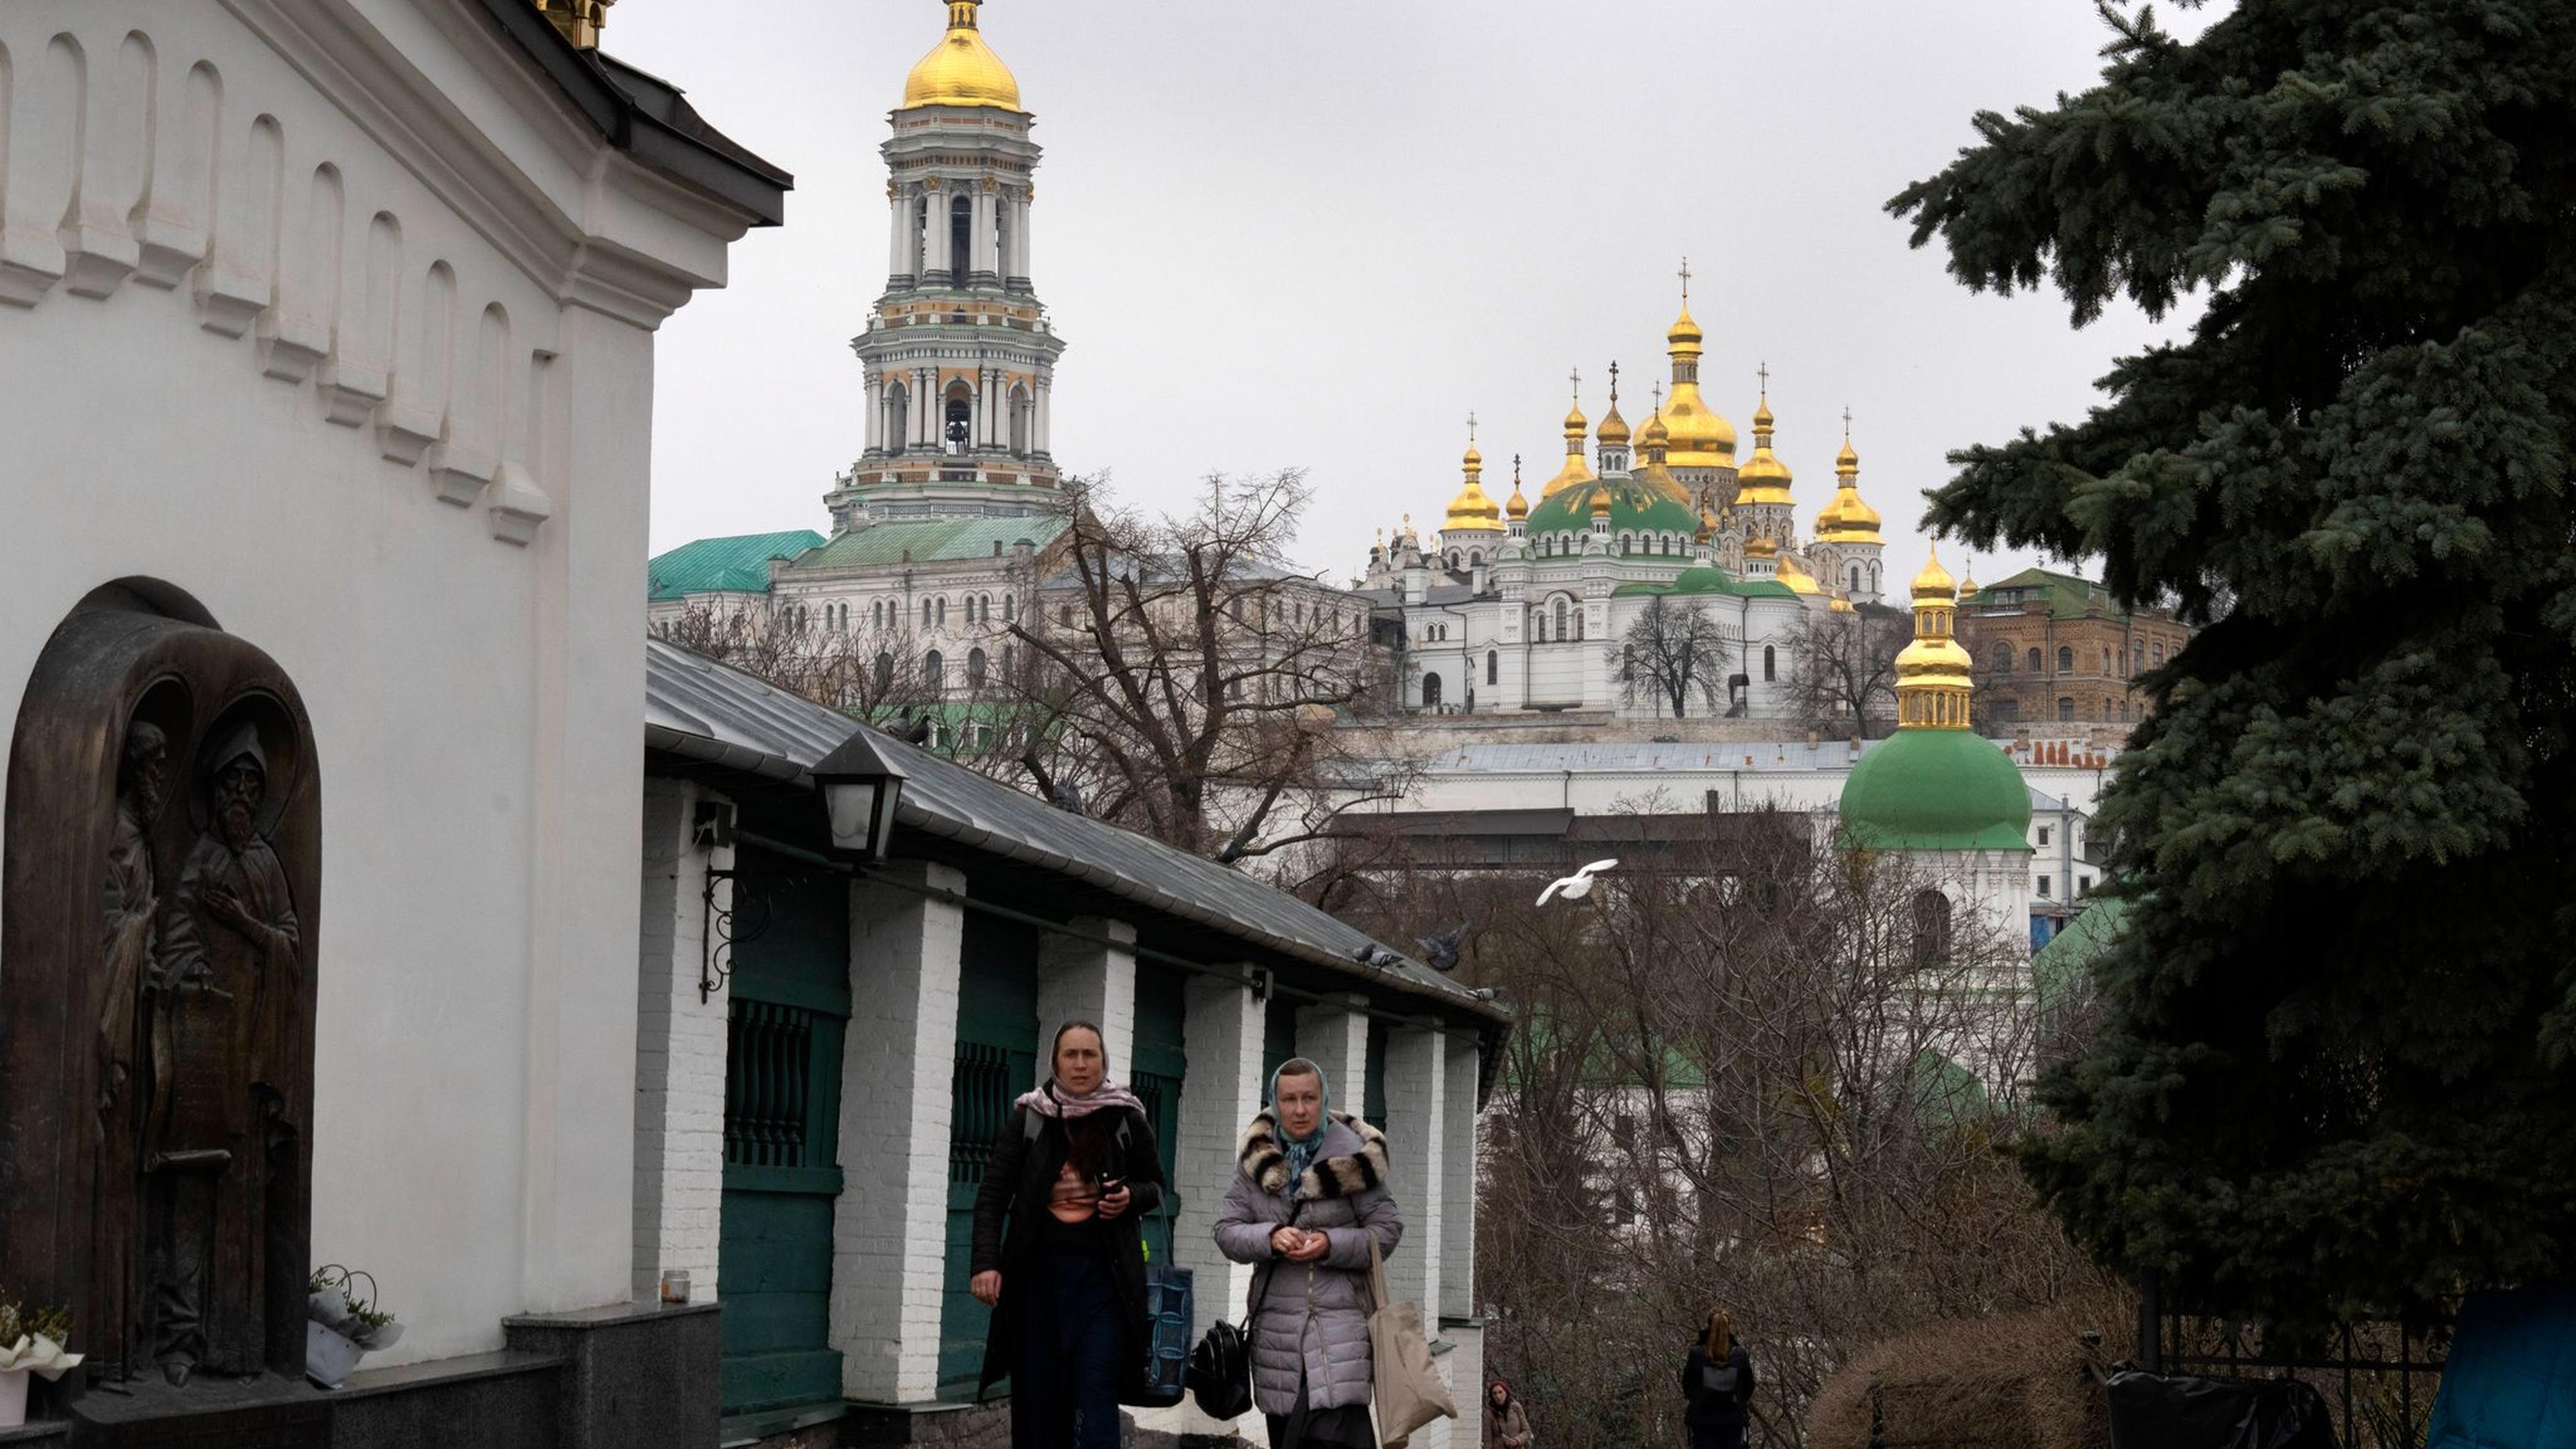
(1757, 360, 1770, 396)
(1652, 381, 1665, 412)
(1513, 453, 1523, 484)
(1466, 411, 1478, 445)
(1568, 366, 1581, 401)
(1842, 406, 1854, 439)
(1678, 256, 1693, 300)
(1607, 360, 1621, 404)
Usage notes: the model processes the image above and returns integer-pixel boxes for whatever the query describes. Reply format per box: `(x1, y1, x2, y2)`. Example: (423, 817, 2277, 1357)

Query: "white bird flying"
(1537, 859, 1620, 906)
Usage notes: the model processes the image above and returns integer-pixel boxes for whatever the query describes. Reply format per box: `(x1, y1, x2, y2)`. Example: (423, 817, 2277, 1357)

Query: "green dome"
(1524, 477, 1701, 537)
(1839, 729, 2033, 853)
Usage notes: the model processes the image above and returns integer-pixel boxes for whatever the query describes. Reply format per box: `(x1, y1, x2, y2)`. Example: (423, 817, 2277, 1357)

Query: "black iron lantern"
(814, 727, 910, 861)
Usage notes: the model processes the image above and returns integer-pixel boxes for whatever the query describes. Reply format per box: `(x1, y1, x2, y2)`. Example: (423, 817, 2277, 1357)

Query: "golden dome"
(1957, 566, 1979, 601)
(1734, 383, 1793, 505)
(1639, 412, 1670, 455)
(902, 1, 1023, 111)
(1746, 535, 1778, 559)
(1542, 394, 1594, 498)
(1829, 594, 1857, 614)
(1658, 301, 1737, 466)
(1589, 490, 1613, 519)
(1506, 460, 1530, 520)
(1817, 432, 1883, 543)
(1911, 543, 1956, 602)
(1597, 400, 1631, 447)
(1444, 437, 1503, 532)
(1776, 553, 1823, 596)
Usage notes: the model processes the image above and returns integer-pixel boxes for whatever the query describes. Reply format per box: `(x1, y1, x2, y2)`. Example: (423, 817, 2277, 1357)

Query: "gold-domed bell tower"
(839, 0, 1065, 528)
(1811, 413, 1886, 603)
(1656, 263, 1739, 515)
(1895, 545, 1975, 728)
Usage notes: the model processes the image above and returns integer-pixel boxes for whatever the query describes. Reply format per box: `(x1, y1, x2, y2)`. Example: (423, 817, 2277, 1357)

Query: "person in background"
(1485, 1379, 1533, 1449)
(1681, 1308, 1755, 1449)
(1214, 1058, 1403, 1449)
(970, 1021, 1167, 1449)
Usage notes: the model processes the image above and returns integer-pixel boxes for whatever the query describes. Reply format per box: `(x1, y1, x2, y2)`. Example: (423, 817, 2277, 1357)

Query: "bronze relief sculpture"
(3, 592, 319, 1396)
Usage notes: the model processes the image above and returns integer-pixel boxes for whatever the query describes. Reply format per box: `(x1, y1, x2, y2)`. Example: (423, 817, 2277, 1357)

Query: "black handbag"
(1189, 1221, 1285, 1420)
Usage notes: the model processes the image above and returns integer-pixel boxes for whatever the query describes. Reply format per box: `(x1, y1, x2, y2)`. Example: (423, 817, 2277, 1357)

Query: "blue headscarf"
(1269, 1061, 1333, 1195)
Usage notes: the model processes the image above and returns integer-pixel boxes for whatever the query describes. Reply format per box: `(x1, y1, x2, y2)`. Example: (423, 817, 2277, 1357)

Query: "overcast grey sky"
(619, 1, 2217, 588)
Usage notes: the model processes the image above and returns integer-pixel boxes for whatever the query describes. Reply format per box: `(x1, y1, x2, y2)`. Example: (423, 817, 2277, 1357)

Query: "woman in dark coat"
(971, 1022, 1167, 1449)
(1680, 1308, 1755, 1449)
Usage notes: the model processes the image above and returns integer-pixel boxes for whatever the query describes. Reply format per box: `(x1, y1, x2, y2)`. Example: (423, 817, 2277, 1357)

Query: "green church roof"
(647, 530, 824, 600)
(1974, 567, 2133, 621)
(2034, 896, 2129, 1015)
(1839, 729, 2033, 853)
(788, 514, 1070, 572)
(1523, 476, 1702, 538)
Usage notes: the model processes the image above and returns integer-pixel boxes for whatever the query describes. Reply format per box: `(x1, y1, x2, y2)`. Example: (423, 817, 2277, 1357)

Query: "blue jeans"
(1013, 1250, 1123, 1449)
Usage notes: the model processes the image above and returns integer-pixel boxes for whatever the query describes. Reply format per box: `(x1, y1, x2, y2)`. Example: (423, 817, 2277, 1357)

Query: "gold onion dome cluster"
(1815, 432, 1884, 543)
(1652, 304, 1737, 466)
(903, 0, 1023, 111)
(1444, 441, 1503, 532)
(1896, 547, 1975, 703)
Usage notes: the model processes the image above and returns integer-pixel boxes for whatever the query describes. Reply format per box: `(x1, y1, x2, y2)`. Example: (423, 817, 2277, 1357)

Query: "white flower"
(0, 1333, 84, 1381)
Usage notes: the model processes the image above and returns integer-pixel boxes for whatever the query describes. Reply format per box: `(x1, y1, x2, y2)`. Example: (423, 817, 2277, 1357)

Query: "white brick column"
(1442, 1042, 1482, 1322)
(632, 779, 733, 1303)
(1296, 997, 1368, 1106)
(1381, 1027, 1445, 1317)
(833, 861, 967, 1403)
(1036, 916, 1137, 1079)
(1176, 973, 1266, 1338)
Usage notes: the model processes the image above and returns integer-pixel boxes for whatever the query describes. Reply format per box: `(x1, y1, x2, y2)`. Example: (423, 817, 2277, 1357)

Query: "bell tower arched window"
(948, 195, 972, 285)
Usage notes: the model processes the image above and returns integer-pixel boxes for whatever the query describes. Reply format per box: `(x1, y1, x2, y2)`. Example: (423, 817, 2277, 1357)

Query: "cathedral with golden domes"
(1352, 288, 1892, 719)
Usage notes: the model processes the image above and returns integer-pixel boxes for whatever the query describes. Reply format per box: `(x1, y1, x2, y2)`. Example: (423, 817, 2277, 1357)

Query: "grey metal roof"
(643, 639, 1497, 1022)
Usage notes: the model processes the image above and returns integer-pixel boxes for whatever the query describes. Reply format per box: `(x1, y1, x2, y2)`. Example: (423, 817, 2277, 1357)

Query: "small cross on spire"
(1466, 411, 1478, 445)
(1607, 360, 1621, 405)
(1513, 453, 1523, 484)
(1842, 405, 1854, 439)
(1568, 366, 1581, 401)
(1678, 256, 1693, 301)
(1756, 360, 1770, 396)
(1652, 381, 1665, 412)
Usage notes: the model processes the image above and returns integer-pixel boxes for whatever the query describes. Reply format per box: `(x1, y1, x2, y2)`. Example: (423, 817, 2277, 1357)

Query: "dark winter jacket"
(1212, 1110, 1403, 1414)
(969, 1102, 1167, 1395)
(1682, 1342, 1754, 1430)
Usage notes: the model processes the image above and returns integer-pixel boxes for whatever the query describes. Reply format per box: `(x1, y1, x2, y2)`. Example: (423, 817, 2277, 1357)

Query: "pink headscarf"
(1015, 1077, 1146, 1121)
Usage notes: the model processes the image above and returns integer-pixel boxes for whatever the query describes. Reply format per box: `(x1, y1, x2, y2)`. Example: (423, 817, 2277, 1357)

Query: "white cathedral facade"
(1352, 302, 1900, 721)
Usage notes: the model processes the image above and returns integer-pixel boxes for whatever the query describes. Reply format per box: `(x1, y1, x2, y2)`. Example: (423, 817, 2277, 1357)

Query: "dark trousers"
(1265, 1364, 1374, 1449)
(1689, 1426, 1748, 1449)
(1013, 1251, 1122, 1449)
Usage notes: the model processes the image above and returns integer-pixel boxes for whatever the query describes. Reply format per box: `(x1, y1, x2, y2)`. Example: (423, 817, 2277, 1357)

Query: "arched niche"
(1, 584, 319, 1387)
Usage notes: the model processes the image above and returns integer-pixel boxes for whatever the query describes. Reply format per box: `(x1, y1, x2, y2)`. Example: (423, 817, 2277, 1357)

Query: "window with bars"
(948, 1041, 1018, 1189)
(726, 1000, 827, 1171)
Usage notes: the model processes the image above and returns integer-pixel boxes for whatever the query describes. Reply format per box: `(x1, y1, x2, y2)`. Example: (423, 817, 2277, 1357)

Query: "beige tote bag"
(1364, 1233, 1458, 1449)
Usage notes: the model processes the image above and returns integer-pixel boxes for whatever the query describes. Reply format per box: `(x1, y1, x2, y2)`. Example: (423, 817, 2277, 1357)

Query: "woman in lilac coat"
(1214, 1059, 1403, 1449)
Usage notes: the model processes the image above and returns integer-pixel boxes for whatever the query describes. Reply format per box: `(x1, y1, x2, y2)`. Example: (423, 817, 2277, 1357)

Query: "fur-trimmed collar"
(1238, 1110, 1389, 1199)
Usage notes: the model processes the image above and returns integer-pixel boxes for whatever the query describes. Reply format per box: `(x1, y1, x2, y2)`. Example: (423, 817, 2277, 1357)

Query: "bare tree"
(1782, 604, 1909, 739)
(1328, 819, 2118, 1449)
(1609, 596, 1733, 718)
(1003, 470, 1417, 864)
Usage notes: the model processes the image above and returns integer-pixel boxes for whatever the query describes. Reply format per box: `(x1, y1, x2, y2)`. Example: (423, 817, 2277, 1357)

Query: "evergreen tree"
(1892, 1, 2576, 1325)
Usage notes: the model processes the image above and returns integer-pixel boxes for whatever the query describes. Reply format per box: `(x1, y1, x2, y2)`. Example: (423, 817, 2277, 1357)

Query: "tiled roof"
(647, 530, 824, 600)
(641, 639, 1501, 1024)
(788, 515, 1070, 572)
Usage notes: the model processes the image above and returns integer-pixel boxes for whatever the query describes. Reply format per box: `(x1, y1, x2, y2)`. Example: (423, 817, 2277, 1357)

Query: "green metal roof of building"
(788, 514, 1070, 572)
(647, 530, 824, 600)
(1523, 477, 1703, 538)
(2033, 895, 2129, 1015)
(1839, 729, 2035, 853)
(1613, 566, 1799, 600)
(1975, 567, 2129, 621)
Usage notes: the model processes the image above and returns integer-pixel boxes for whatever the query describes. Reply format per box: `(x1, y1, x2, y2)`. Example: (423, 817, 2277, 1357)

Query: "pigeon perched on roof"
(1537, 859, 1620, 907)
(1352, 942, 1407, 971)
(1047, 780, 1087, 816)
(898, 713, 934, 746)
(1415, 923, 1471, 973)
